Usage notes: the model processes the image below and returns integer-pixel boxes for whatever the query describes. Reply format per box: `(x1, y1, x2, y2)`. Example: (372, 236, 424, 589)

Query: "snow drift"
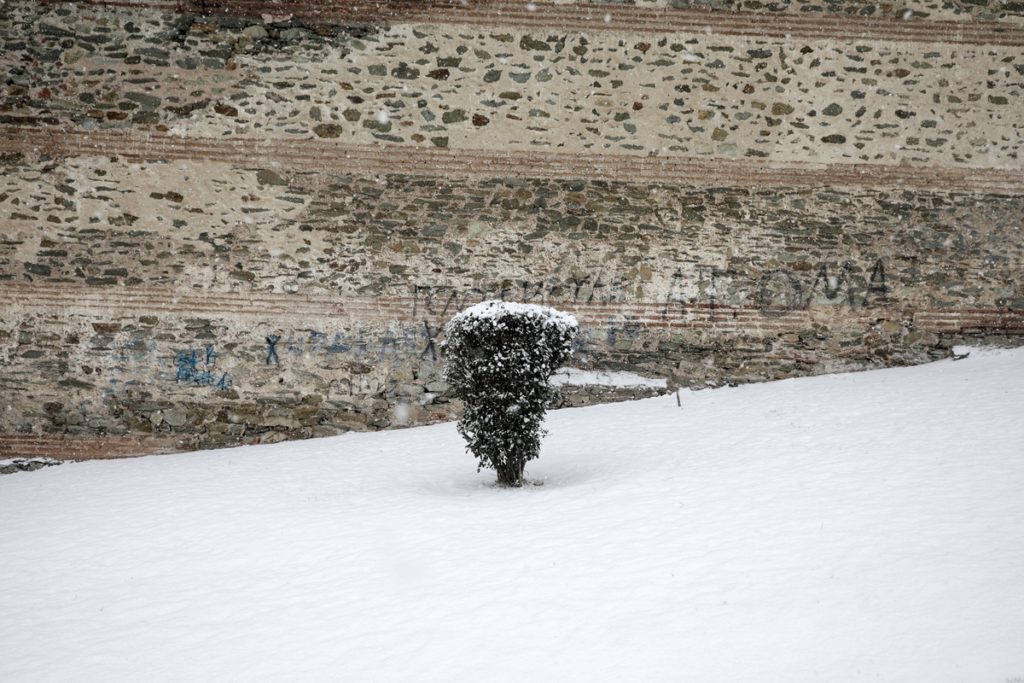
(1, 348, 1023, 682)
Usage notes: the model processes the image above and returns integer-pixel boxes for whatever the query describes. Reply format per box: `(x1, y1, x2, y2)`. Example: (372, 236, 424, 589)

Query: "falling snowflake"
(377, 111, 389, 124)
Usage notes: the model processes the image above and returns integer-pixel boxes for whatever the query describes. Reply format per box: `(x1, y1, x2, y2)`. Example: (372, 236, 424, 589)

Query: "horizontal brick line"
(7, 294, 360, 313)
(1, 283, 1007, 316)
(914, 310, 1024, 317)
(6, 295, 827, 327)
(16, 127, 1019, 184)
(3, 127, 1021, 193)
(0, 283, 797, 312)
(6, 292, 777, 326)
(922, 324, 1024, 329)
(0, 439, 144, 450)
(0, 435, 169, 460)
(913, 310, 1024, 331)
(915, 315, 1024, 323)
(13, 126, 1018, 186)
(35, 151, 1023, 193)
(60, 0, 1024, 46)
(4, 283, 1020, 334)
(915, 316, 1024, 323)
(233, 6, 1018, 46)
(2, 283, 811, 328)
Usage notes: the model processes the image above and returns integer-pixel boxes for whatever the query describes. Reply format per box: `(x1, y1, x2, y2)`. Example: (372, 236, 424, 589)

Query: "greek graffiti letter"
(265, 335, 281, 365)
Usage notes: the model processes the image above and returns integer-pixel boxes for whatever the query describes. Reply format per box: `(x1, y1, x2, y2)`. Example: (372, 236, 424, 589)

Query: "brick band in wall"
(0, 434, 175, 460)
(5, 283, 1023, 335)
(56, 0, 1024, 46)
(4, 127, 1022, 193)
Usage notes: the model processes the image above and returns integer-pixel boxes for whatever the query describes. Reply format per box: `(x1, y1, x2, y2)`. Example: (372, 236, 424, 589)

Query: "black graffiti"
(412, 284, 506, 318)
(660, 259, 891, 319)
(756, 259, 890, 316)
(700, 265, 730, 321)
(420, 321, 440, 361)
(411, 273, 628, 319)
(662, 265, 736, 322)
(413, 262, 887, 324)
(520, 280, 546, 304)
(808, 262, 855, 304)
(412, 285, 458, 319)
(662, 269, 687, 321)
(757, 270, 805, 318)
(867, 259, 889, 300)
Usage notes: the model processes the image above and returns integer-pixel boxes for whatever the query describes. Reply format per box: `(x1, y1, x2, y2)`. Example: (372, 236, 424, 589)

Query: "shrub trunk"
(495, 458, 526, 487)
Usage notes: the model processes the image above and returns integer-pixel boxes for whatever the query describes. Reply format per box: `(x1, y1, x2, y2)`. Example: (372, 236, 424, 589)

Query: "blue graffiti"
(265, 327, 427, 364)
(606, 320, 642, 346)
(327, 331, 350, 354)
(265, 335, 281, 365)
(175, 345, 232, 389)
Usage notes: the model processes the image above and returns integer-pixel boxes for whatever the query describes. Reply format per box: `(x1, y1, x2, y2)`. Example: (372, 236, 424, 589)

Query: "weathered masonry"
(2, 0, 1022, 460)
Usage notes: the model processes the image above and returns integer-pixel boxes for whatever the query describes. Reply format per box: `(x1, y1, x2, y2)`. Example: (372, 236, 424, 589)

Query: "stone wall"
(1, 0, 1022, 459)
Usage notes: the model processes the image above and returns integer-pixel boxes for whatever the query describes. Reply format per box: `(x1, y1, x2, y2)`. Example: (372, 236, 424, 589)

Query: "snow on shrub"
(442, 300, 579, 487)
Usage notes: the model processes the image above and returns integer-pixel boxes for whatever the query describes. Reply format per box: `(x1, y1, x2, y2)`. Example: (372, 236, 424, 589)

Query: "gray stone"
(164, 406, 187, 427)
(124, 92, 161, 109)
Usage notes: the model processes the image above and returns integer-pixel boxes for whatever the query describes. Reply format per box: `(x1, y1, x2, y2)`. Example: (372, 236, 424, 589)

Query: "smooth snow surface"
(2, 349, 1024, 683)
(551, 367, 668, 388)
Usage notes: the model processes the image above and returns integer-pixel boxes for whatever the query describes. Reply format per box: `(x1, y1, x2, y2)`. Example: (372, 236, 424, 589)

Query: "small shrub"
(442, 300, 579, 487)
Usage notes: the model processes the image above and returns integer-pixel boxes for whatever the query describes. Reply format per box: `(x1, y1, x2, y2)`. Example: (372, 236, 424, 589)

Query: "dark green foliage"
(443, 301, 579, 487)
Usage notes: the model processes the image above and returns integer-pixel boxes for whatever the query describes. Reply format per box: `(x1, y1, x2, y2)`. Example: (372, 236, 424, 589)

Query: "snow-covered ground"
(550, 366, 668, 388)
(2, 348, 1023, 683)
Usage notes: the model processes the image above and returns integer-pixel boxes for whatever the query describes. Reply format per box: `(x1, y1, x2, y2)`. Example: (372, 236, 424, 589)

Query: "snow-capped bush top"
(443, 300, 579, 385)
(445, 300, 578, 335)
